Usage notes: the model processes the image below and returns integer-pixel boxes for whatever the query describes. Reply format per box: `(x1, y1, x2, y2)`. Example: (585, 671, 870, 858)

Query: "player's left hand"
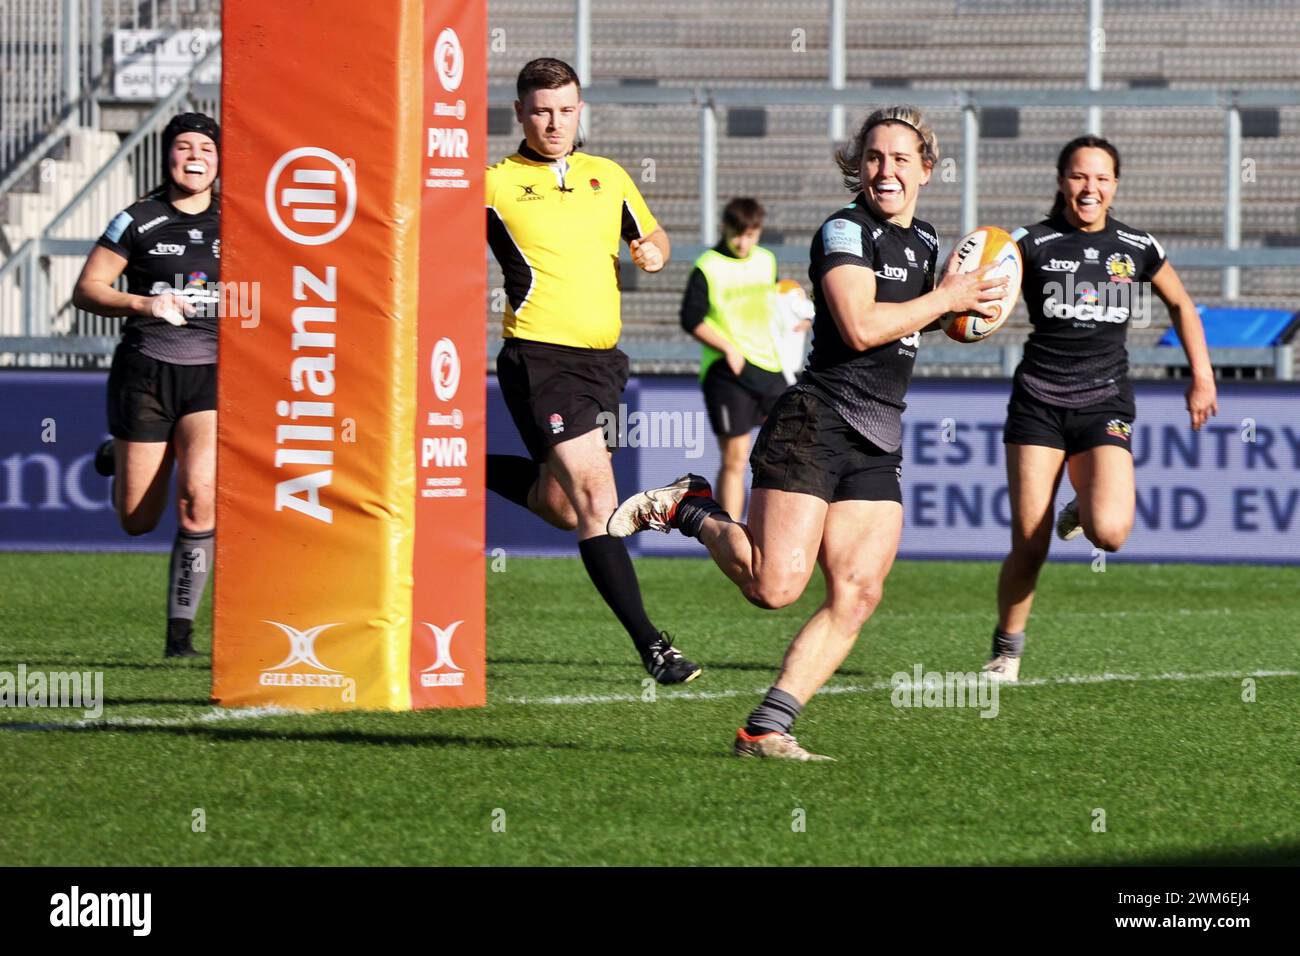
(1185, 376, 1218, 431)
(630, 237, 664, 273)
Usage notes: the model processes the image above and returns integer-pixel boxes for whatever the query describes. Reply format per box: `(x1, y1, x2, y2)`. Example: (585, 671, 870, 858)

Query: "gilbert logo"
(420, 621, 465, 686)
(259, 621, 355, 700)
(434, 27, 464, 92)
(432, 337, 460, 401)
(50, 886, 151, 936)
(265, 147, 357, 246)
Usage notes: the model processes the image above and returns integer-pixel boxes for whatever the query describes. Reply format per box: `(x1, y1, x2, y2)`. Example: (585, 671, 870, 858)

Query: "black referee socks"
(577, 534, 662, 653)
(486, 454, 539, 509)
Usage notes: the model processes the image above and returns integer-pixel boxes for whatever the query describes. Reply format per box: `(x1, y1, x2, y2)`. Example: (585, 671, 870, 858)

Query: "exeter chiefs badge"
(1106, 252, 1136, 283)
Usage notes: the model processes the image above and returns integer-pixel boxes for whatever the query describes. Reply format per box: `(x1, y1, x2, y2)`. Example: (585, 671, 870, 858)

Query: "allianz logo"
(875, 264, 908, 282)
(0, 450, 111, 511)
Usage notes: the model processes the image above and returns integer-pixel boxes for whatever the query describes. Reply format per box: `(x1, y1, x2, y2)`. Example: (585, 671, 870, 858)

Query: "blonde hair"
(835, 105, 939, 193)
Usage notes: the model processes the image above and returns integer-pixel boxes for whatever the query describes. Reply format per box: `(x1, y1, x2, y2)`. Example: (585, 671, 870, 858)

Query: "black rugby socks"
(486, 454, 539, 509)
(578, 534, 662, 653)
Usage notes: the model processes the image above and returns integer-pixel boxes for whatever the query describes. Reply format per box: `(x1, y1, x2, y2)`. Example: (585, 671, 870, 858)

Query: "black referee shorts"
(1003, 381, 1136, 457)
(106, 342, 216, 442)
(496, 338, 629, 463)
(750, 387, 902, 503)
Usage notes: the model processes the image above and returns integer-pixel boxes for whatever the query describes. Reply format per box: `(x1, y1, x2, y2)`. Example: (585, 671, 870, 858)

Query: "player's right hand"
(725, 348, 746, 376)
(149, 291, 195, 326)
(938, 263, 1007, 318)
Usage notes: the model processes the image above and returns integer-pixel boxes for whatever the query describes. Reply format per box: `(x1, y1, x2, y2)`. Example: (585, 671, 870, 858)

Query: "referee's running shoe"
(642, 631, 702, 685)
(1056, 497, 1083, 540)
(607, 474, 712, 537)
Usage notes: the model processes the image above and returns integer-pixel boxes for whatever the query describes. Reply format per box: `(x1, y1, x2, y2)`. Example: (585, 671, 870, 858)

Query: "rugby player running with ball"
(609, 106, 1006, 759)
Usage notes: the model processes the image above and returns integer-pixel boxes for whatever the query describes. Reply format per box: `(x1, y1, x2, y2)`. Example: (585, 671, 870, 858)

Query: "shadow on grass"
(0, 720, 715, 758)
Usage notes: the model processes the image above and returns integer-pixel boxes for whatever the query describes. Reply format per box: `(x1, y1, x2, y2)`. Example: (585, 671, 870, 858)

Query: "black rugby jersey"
(802, 196, 938, 452)
(1013, 213, 1166, 408)
(97, 195, 221, 365)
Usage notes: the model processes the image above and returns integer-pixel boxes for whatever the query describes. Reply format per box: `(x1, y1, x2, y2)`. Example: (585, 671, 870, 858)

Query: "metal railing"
(0, 39, 220, 365)
(1, 0, 221, 194)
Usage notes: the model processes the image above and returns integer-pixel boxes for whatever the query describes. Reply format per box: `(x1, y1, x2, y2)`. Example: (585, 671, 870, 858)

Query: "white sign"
(113, 29, 221, 99)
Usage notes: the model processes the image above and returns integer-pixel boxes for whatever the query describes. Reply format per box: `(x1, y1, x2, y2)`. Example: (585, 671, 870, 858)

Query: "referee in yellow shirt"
(485, 58, 700, 684)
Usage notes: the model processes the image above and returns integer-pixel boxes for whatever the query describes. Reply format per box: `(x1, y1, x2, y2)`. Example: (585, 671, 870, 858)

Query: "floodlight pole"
(1086, 0, 1103, 135)
(961, 101, 978, 235)
(1224, 103, 1242, 299)
(700, 98, 718, 246)
(576, 0, 591, 137)
(829, 0, 846, 141)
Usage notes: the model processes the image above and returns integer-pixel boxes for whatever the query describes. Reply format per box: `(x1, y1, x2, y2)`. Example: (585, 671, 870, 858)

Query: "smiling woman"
(69, 111, 223, 659)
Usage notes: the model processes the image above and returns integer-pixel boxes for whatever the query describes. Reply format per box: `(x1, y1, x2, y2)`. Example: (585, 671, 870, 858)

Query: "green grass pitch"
(1, 552, 1297, 866)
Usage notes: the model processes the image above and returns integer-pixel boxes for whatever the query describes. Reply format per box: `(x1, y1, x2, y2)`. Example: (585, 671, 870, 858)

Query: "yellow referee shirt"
(486, 142, 658, 350)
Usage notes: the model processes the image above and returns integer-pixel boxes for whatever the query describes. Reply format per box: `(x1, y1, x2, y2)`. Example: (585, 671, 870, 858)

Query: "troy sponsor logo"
(148, 242, 185, 256)
(427, 127, 469, 159)
(1043, 258, 1080, 273)
(136, 214, 168, 234)
(876, 263, 908, 282)
(419, 621, 465, 686)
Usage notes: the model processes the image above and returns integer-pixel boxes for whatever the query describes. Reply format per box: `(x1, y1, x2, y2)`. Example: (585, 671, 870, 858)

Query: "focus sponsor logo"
(432, 337, 460, 401)
(434, 27, 464, 92)
(419, 621, 465, 686)
(265, 147, 357, 247)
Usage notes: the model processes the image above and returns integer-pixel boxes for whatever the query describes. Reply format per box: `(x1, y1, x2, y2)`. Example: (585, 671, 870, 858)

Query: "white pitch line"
(2, 669, 1294, 731)
(502, 668, 1299, 706)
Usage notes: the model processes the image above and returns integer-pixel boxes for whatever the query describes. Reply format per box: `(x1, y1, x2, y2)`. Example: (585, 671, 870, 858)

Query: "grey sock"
(992, 628, 1025, 658)
(168, 529, 214, 621)
(676, 495, 726, 538)
(744, 687, 804, 737)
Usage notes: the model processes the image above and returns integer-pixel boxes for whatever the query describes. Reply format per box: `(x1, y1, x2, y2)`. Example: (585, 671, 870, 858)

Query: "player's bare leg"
(526, 462, 578, 530)
(114, 439, 174, 536)
(697, 487, 826, 609)
(549, 429, 700, 683)
(1067, 444, 1136, 553)
(735, 500, 902, 761)
(988, 443, 1066, 681)
(715, 432, 752, 521)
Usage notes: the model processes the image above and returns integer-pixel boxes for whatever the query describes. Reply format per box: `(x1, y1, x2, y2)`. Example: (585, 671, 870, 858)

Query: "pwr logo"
(419, 620, 465, 686)
(265, 147, 357, 246)
(427, 127, 469, 158)
(434, 28, 464, 92)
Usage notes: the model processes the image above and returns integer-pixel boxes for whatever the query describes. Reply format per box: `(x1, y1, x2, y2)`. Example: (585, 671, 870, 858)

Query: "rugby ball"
(940, 226, 1023, 343)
